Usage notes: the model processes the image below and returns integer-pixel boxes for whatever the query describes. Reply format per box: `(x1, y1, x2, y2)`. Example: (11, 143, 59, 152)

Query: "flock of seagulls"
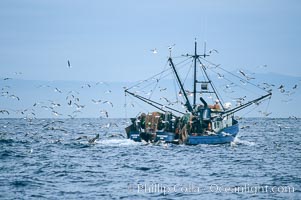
(0, 65, 115, 120)
(1, 49, 300, 123)
(0, 64, 133, 144)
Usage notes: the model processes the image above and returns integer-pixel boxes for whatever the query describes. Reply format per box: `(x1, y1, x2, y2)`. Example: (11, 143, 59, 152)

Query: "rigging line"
(169, 57, 193, 112)
(265, 96, 271, 113)
(127, 94, 150, 114)
(202, 62, 265, 97)
(127, 58, 189, 90)
(130, 58, 193, 104)
(182, 59, 194, 87)
(240, 103, 260, 118)
(222, 93, 271, 116)
(126, 90, 185, 115)
(240, 94, 271, 118)
(199, 57, 267, 93)
(173, 77, 179, 102)
(209, 67, 262, 99)
(174, 56, 193, 66)
(170, 61, 189, 105)
(124, 91, 128, 118)
(126, 60, 170, 91)
(206, 72, 226, 106)
(197, 58, 225, 110)
(149, 61, 169, 99)
(127, 58, 192, 92)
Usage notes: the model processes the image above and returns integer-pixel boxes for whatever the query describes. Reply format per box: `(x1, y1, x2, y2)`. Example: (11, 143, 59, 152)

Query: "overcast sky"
(0, 0, 300, 82)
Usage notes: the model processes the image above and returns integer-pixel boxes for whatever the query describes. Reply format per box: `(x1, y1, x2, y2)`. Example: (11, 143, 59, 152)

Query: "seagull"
(209, 49, 219, 54)
(67, 60, 71, 68)
(81, 84, 91, 88)
(0, 110, 9, 115)
(160, 97, 172, 105)
(239, 70, 247, 77)
(257, 64, 268, 68)
(3, 78, 12, 81)
(281, 99, 292, 103)
(67, 90, 80, 95)
(240, 125, 250, 129)
(159, 87, 167, 92)
(54, 87, 62, 93)
(76, 135, 88, 140)
(109, 133, 125, 138)
(92, 99, 102, 104)
(238, 70, 254, 80)
(96, 81, 109, 86)
(67, 113, 76, 118)
(52, 111, 62, 116)
(10, 95, 20, 101)
(101, 122, 118, 128)
(217, 73, 224, 79)
(100, 110, 108, 118)
(73, 110, 82, 114)
(168, 44, 176, 51)
(74, 103, 85, 110)
(51, 102, 61, 107)
(289, 116, 298, 120)
(278, 85, 285, 93)
(103, 101, 113, 107)
(150, 48, 158, 54)
(37, 84, 51, 88)
(88, 134, 99, 144)
(259, 111, 272, 117)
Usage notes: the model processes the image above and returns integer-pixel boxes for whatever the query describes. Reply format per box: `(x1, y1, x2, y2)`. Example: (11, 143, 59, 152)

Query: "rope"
(124, 91, 127, 118)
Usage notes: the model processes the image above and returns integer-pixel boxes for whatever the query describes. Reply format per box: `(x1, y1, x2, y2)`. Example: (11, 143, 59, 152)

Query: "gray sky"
(0, 0, 301, 82)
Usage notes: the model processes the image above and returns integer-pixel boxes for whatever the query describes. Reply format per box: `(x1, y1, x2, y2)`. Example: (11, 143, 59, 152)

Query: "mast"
(193, 40, 197, 107)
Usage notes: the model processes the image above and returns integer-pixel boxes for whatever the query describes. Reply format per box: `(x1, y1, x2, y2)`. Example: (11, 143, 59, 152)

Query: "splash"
(96, 138, 140, 146)
(231, 137, 256, 146)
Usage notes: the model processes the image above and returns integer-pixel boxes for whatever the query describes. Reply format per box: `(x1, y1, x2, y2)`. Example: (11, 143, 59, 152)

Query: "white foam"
(231, 137, 256, 146)
(96, 138, 140, 146)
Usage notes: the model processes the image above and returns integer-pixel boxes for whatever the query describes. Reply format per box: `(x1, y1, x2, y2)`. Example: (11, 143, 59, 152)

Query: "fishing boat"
(125, 41, 272, 145)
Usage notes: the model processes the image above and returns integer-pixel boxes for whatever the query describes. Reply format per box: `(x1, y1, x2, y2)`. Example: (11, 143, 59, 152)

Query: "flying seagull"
(150, 48, 158, 54)
(67, 60, 71, 68)
(0, 110, 9, 115)
(209, 49, 219, 54)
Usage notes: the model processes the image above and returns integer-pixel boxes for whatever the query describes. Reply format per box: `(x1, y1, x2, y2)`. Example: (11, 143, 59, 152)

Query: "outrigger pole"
(222, 92, 272, 116)
(168, 57, 193, 113)
(125, 90, 185, 115)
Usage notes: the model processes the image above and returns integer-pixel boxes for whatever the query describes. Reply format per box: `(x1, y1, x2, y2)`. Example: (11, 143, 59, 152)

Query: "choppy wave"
(0, 118, 300, 199)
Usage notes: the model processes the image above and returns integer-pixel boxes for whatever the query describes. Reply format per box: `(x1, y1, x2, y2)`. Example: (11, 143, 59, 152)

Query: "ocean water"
(0, 118, 300, 200)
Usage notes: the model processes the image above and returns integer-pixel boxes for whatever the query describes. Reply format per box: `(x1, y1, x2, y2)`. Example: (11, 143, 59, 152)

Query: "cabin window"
(201, 83, 208, 90)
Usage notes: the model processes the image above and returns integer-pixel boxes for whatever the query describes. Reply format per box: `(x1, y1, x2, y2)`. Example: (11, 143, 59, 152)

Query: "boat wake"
(96, 138, 139, 146)
(231, 137, 256, 146)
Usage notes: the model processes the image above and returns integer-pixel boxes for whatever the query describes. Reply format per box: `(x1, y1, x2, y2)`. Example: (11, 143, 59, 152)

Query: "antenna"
(204, 42, 207, 58)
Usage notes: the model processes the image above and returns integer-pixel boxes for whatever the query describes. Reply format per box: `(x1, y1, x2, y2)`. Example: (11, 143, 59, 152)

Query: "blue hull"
(128, 123, 239, 145)
(129, 131, 142, 142)
(187, 123, 239, 145)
